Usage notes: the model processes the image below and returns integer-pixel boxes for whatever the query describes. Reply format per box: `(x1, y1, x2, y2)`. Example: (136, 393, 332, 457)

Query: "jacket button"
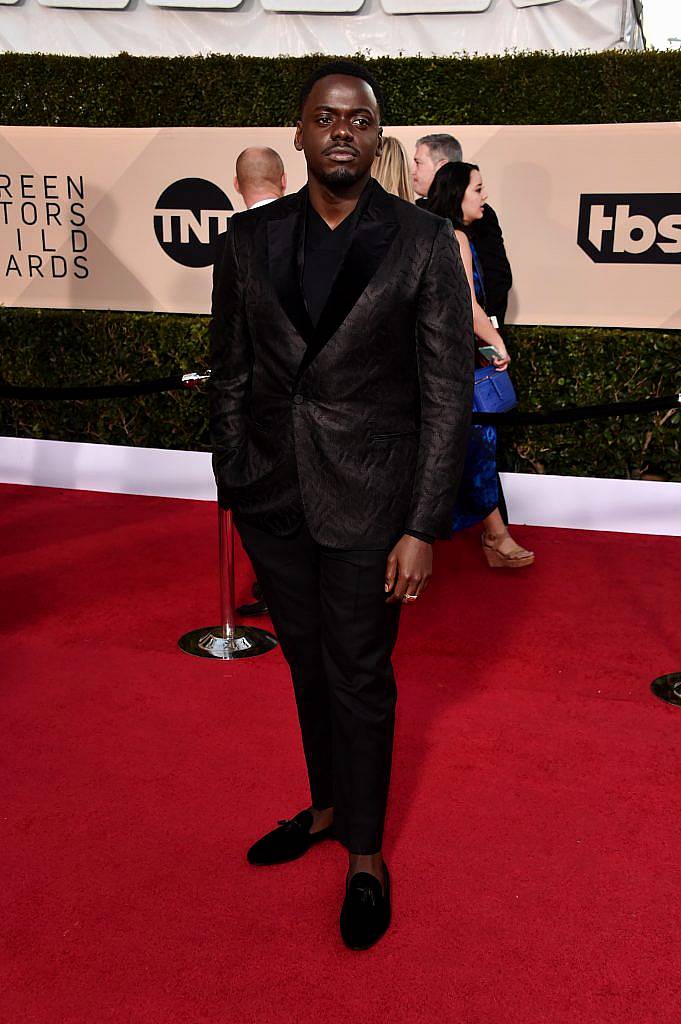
(293, 393, 304, 405)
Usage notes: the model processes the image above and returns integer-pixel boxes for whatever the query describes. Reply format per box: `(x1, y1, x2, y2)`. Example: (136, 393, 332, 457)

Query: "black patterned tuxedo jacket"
(209, 179, 474, 549)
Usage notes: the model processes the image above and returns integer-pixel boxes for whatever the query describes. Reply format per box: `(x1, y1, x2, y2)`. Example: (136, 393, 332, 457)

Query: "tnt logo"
(578, 194, 681, 264)
(154, 178, 233, 267)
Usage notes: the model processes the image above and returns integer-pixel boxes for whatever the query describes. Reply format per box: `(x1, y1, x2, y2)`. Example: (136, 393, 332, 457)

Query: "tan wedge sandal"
(482, 529, 535, 569)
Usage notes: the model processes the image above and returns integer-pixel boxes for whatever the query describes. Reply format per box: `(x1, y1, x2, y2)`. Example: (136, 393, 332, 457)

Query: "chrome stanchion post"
(219, 507, 236, 651)
(178, 505, 278, 661)
(178, 368, 277, 660)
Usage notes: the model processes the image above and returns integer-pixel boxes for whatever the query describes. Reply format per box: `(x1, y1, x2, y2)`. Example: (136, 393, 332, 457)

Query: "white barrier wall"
(2, 438, 679, 537)
(0, 0, 642, 58)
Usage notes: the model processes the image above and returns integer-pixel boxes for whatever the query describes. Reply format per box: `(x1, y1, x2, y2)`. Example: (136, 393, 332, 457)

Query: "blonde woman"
(372, 136, 415, 202)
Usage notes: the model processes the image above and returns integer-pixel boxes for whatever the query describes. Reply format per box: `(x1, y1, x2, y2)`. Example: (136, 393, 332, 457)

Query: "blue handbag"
(473, 365, 517, 414)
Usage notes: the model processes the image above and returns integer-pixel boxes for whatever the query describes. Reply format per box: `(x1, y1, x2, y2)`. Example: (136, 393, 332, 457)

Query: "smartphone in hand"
(478, 345, 502, 362)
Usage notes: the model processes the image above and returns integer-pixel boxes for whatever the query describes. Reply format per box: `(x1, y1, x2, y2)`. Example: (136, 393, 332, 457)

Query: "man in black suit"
(210, 62, 473, 950)
(413, 133, 513, 326)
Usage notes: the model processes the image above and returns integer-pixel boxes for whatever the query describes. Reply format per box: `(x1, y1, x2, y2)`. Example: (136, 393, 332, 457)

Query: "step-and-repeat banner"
(0, 123, 679, 328)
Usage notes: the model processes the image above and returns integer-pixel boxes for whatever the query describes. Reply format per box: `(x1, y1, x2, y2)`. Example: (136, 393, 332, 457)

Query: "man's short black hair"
(298, 60, 386, 123)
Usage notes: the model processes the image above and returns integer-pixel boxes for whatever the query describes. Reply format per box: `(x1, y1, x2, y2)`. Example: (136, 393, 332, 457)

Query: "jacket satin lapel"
(296, 182, 401, 379)
(266, 190, 315, 349)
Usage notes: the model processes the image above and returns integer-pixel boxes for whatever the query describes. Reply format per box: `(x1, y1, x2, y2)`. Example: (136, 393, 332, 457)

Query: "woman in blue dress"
(427, 161, 534, 568)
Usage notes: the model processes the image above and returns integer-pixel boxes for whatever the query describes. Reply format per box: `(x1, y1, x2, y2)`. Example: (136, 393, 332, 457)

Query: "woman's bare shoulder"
(454, 228, 470, 251)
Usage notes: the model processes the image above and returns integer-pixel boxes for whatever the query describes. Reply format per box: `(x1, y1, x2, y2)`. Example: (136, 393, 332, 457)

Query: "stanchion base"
(178, 625, 278, 660)
(651, 673, 681, 707)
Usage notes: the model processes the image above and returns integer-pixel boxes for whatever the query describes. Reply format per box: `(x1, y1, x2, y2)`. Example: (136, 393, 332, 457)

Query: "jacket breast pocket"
(369, 430, 418, 444)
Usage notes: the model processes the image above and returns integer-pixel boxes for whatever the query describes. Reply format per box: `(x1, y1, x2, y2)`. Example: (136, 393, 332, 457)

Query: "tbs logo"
(578, 194, 681, 264)
(154, 178, 233, 267)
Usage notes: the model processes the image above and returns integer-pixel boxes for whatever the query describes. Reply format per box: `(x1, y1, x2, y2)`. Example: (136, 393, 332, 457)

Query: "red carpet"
(2, 482, 680, 1024)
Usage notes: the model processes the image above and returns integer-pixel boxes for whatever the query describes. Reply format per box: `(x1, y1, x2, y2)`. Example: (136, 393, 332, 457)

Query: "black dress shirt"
(302, 195, 434, 546)
(303, 203, 359, 327)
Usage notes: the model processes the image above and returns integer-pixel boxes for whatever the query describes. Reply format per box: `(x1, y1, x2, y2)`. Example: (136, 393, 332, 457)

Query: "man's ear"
(375, 127, 384, 159)
(281, 173, 287, 194)
(294, 121, 304, 152)
(233, 175, 241, 195)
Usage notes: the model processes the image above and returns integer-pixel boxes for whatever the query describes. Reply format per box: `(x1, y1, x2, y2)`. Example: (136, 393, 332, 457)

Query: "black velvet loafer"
(246, 810, 333, 866)
(340, 866, 391, 950)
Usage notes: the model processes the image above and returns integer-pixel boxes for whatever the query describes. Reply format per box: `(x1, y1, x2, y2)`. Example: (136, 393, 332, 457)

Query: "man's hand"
(385, 535, 433, 605)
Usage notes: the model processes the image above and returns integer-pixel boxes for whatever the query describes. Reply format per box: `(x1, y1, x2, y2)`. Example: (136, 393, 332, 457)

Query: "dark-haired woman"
(428, 161, 534, 568)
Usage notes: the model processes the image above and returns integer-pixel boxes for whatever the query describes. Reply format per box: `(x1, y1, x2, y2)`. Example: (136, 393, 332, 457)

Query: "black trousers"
(236, 517, 401, 855)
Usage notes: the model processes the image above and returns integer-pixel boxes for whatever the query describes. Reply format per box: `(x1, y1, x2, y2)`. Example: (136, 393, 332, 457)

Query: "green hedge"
(1, 51, 679, 479)
(1, 309, 677, 481)
(0, 51, 680, 127)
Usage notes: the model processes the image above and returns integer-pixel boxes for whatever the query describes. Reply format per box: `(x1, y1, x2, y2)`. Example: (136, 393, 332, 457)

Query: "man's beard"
(318, 165, 363, 190)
